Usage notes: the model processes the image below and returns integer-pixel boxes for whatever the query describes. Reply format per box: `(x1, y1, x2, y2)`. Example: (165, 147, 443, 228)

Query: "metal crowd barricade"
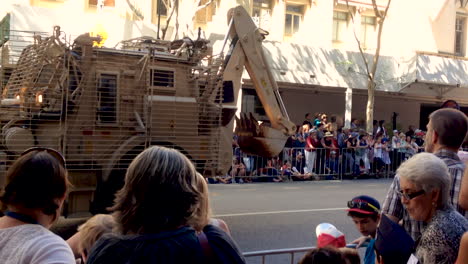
(243, 246, 314, 264)
(221, 145, 416, 183)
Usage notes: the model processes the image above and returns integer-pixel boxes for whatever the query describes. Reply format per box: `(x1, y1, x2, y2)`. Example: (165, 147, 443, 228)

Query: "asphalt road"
(208, 179, 393, 264)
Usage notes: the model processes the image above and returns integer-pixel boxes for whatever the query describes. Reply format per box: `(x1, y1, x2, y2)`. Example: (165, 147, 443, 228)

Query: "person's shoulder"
(203, 225, 246, 264)
(27, 227, 75, 263)
(430, 209, 467, 235)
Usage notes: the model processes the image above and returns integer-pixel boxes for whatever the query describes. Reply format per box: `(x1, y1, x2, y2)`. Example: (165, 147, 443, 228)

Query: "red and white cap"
(315, 223, 346, 248)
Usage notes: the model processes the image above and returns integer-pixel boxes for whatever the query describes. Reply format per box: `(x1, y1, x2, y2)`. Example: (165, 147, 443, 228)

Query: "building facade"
(1, 0, 468, 130)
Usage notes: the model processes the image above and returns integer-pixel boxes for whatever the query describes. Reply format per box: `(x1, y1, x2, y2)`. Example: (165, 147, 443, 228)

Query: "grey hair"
(396, 153, 450, 208)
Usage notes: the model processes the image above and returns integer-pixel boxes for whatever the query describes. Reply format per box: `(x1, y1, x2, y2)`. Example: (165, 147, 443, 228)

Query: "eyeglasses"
(21, 147, 66, 167)
(398, 190, 425, 200)
(347, 200, 380, 214)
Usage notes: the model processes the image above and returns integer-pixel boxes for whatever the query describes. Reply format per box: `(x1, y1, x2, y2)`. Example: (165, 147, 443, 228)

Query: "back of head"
(78, 214, 115, 258)
(375, 214, 414, 264)
(299, 247, 345, 264)
(112, 146, 210, 234)
(429, 108, 468, 149)
(339, 248, 360, 264)
(0, 150, 68, 215)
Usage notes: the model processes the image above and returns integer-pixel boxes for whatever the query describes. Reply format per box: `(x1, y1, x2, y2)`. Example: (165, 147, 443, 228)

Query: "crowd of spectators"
(215, 112, 428, 184)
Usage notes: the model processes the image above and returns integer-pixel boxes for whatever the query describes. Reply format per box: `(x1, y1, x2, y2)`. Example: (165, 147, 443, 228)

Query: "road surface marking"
(283, 187, 301, 190)
(214, 207, 347, 217)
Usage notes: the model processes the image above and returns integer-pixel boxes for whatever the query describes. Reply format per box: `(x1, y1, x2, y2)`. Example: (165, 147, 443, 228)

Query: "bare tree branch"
(126, 0, 144, 20)
(161, 0, 178, 39)
(369, 0, 392, 80)
(345, 1, 371, 79)
(371, 0, 382, 18)
(195, 0, 213, 12)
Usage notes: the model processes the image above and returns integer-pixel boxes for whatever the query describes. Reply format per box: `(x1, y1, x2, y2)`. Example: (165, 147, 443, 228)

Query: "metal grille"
(0, 29, 225, 215)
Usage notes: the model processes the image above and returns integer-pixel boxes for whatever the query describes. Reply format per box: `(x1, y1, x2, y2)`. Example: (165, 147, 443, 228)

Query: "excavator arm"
(221, 6, 296, 157)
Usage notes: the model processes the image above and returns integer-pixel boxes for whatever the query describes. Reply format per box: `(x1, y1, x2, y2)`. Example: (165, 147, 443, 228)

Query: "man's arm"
(460, 164, 468, 210)
(382, 175, 404, 222)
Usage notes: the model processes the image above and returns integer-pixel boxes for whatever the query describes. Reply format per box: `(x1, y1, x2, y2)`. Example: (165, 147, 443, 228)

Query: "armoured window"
(455, 16, 466, 56)
(333, 11, 349, 42)
(150, 68, 175, 89)
(285, 5, 303, 37)
(97, 74, 117, 124)
(0, 14, 10, 47)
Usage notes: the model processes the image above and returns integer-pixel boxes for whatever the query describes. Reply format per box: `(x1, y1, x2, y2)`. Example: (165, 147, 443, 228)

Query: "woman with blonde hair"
(87, 146, 245, 264)
(0, 148, 75, 263)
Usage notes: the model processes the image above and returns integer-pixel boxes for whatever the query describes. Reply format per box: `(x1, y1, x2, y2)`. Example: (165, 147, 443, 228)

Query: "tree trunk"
(366, 81, 375, 134)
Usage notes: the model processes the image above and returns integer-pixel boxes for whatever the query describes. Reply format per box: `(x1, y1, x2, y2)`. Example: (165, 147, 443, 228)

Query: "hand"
(209, 218, 231, 235)
(350, 236, 371, 248)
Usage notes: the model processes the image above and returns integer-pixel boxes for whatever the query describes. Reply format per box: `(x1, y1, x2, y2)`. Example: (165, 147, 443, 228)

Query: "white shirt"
(0, 224, 75, 264)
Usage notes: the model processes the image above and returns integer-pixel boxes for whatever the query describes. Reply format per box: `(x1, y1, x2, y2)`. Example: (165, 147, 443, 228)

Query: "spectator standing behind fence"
(406, 125, 415, 138)
(321, 132, 339, 159)
(314, 113, 322, 128)
(321, 114, 329, 130)
(292, 125, 306, 153)
(346, 132, 359, 176)
(407, 136, 419, 157)
(0, 148, 75, 264)
(329, 116, 338, 137)
(382, 108, 468, 241)
(306, 129, 320, 173)
(397, 153, 468, 264)
(355, 135, 370, 175)
(303, 113, 313, 128)
(373, 135, 386, 176)
(398, 132, 410, 161)
(376, 120, 387, 138)
(86, 146, 246, 264)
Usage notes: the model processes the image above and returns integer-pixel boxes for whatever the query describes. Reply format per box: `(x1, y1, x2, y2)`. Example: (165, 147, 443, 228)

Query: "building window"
(333, 11, 349, 42)
(195, 0, 216, 24)
(156, 0, 168, 16)
(285, 5, 303, 36)
(455, 16, 466, 56)
(97, 74, 118, 124)
(89, 0, 115, 8)
(360, 16, 376, 48)
(253, 0, 272, 30)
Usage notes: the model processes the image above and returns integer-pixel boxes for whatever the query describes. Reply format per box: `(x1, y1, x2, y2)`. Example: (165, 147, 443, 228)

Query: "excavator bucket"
(235, 113, 288, 158)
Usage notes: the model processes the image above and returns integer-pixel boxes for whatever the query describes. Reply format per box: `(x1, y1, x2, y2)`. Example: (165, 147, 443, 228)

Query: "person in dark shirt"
(87, 146, 246, 264)
(405, 125, 415, 138)
(303, 113, 313, 128)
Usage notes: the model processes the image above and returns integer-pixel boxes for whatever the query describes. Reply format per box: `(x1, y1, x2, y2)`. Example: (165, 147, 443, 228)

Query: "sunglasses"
(347, 200, 380, 214)
(398, 189, 425, 200)
(21, 147, 66, 167)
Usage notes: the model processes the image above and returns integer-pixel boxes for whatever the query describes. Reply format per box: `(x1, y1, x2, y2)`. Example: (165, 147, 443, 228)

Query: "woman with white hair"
(397, 153, 468, 264)
(86, 146, 245, 264)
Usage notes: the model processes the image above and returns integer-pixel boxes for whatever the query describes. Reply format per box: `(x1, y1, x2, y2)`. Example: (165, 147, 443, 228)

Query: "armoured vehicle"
(0, 6, 296, 216)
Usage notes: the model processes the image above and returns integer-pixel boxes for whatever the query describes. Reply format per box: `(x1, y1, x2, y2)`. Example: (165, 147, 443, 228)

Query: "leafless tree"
(156, 0, 215, 40)
(345, 0, 392, 133)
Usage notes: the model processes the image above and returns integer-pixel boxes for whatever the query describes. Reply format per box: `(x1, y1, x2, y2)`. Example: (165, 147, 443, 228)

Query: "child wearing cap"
(346, 195, 381, 264)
